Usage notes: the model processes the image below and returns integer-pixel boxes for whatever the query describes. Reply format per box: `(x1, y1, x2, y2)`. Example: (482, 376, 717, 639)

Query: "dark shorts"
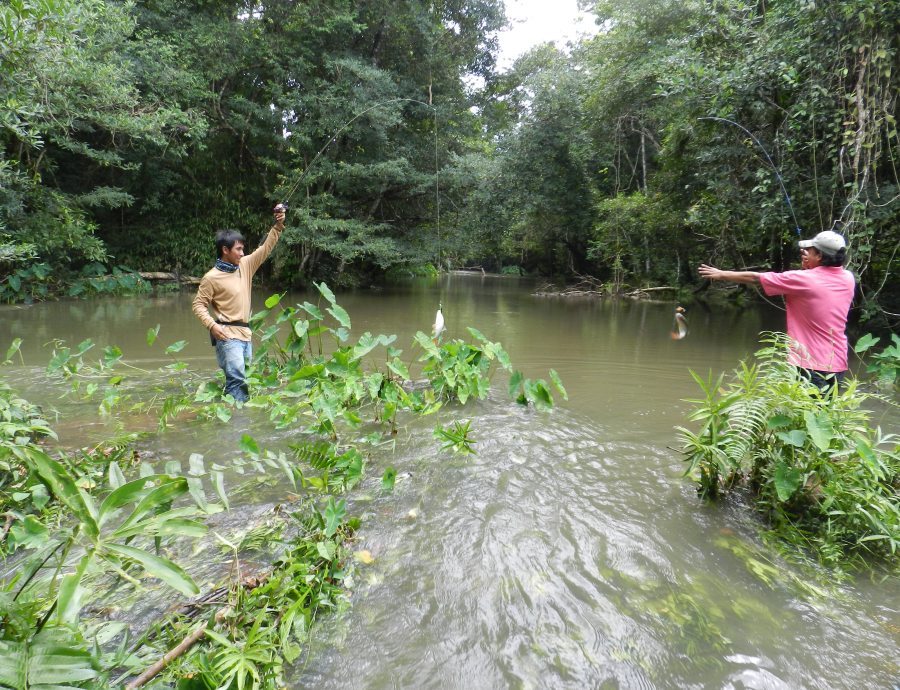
(798, 368, 845, 393)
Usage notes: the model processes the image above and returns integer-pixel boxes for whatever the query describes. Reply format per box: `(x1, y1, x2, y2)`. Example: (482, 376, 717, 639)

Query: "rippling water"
(2, 274, 898, 688)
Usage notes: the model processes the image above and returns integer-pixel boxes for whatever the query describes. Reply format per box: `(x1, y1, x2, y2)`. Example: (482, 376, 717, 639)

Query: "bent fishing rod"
(699, 116, 802, 237)
(277, 97, 437, 209)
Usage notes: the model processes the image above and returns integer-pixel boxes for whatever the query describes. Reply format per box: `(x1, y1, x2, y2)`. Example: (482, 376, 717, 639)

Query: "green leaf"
(766, 415, 793, 429)
(381, 467, 397, 492)
(57, 552, 93, 624)
(853, 333, 880, 354)
(549, 369, 568, 401)
(773, 462, 802, 502)
(803, 410, 834, 451)
(104, 543, 199, 596)
(165, 340, 187, 355)
(323, 498, 346, 538)
(508, 370, 524, 398)
(317, 540, 337, 561)
(98, 475, 165, 524)
(240, 434, 260, 457)
(26, 449, 99, 539)
(146, 324, 160, 347)
(103, 345, 123, 367)
(775, 430, 807, 447)
(316, 282, 336, 304)
(211, 470, 230, 510)
(264, 293, 283, 309)
(4, 337, 22, 363)
(327, 304, 351, 329)
(299, 301, 325, 320)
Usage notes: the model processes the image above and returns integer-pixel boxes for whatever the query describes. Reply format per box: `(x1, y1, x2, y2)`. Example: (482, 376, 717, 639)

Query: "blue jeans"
(215, 338, 252, 402)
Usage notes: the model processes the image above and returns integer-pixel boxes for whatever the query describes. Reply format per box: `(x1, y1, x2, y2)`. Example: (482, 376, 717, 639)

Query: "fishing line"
(698, 117, 792, 312)
(275, 96, 446, 329)
(279, 97, 437, 207)
(699, 116, 802, 237)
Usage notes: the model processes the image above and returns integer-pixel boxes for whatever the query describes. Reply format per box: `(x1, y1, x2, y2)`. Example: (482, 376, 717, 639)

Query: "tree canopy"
(1, 0, 897, 322)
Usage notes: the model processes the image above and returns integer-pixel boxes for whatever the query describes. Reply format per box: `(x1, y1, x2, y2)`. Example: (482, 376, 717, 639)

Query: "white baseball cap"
(798, 230, 846, 255)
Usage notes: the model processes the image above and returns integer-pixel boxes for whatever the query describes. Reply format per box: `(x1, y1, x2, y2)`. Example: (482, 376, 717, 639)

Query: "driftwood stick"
(125, 621, 208, 690)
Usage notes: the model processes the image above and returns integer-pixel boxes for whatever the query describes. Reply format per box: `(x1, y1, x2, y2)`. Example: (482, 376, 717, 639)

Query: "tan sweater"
(192, 225, 282, 342)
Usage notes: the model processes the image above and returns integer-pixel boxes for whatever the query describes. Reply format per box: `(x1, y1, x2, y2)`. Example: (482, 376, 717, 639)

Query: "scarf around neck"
(215, 258, 239, 273)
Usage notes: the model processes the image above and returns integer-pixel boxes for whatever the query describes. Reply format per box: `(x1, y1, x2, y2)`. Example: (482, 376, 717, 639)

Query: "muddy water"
(2, 274, 898, 689)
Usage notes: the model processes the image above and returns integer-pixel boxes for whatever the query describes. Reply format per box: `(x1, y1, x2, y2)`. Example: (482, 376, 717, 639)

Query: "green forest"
(2, 0, 898, 324)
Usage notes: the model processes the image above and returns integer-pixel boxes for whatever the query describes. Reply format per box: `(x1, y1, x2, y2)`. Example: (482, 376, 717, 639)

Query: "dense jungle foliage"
(1, 0, 898, 325)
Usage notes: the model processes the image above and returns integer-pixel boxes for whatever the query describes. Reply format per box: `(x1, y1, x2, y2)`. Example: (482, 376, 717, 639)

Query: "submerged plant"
(678, 333, 900, 568)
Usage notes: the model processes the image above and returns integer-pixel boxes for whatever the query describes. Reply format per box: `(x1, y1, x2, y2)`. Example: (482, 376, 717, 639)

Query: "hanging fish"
(432, 303, 445, 343)
(671, 306, 688, 340)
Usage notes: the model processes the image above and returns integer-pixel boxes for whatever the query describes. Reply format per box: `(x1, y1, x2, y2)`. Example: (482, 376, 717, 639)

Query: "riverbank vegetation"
(0, 286, 563, 688)
(2, 0, 897, 325)
(679, 334, 900, 572)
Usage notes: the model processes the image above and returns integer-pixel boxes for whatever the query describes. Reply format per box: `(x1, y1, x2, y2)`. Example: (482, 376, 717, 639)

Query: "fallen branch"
(125, 621, 208, 690)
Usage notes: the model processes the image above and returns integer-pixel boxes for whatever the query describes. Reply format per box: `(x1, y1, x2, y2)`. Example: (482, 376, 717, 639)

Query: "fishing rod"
(279, 97, 436, 207)
(699, 116, 802, 237)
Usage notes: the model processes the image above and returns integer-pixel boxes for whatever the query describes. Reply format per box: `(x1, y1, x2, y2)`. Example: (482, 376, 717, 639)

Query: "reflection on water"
(2, 275, 898, 688)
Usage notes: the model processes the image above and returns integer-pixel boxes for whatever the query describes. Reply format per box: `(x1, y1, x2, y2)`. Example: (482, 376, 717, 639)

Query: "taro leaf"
(352, 332, 380, 361)
(387, 358, 409, 380)
(188, 453, 205, 476)
(526, 379, 553, 409)
(104, 543, 199, 596)
(146, 324, 160, 347)
(775, 430, 807, 447)
(323, 498, 346, 538)
(549, 369, 568, 401)
(853, 333, 880, 354)
(103, 345, 123, 367)
(264, 293, 283, 309)
(316, 282, 337, 304)
(414, 331, 439, 357)
(766, 414, 793, 430)
(803, 410, 834, 451)
(4, 337, 22, 363)
(317, 540, 337, 562)
(165, 340, 187, 355)
(240, 434, 260, 457)
(508, 370, 524, 399)
(211, 470, 230, 510)
(299, 301, 324, 320)
(292, 319, 309, 339)
(334, 326, 350, 342)
(9, 515, 49, 550)
(773, 462, 802, 502)
(187, 477, 208, 511)
(381, 466, 397, 492)
(74, 339, 94, 356)
(328, 304, 351, 329)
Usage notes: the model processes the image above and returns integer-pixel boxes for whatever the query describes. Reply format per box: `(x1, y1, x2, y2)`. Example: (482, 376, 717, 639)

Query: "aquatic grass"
(679, 333, 900, 569)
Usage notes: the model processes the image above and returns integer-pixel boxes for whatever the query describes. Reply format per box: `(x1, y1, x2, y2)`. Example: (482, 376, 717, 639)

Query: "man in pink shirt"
(698, 230, 855, 391)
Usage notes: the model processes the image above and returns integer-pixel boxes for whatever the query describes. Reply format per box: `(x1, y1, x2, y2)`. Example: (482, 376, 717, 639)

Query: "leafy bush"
(678, 334, 900, 567)
(855, 333, 900, 388)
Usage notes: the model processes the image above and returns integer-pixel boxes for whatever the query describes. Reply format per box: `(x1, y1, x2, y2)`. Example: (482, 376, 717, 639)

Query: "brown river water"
(2, 273, 898, 689)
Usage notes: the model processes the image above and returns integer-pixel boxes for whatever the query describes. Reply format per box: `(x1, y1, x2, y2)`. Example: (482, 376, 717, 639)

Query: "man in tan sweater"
(192, 206, 286, 402)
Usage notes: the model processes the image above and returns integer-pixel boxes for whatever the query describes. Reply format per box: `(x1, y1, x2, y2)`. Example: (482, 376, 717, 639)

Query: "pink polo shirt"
(758, 266, 856, 372)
